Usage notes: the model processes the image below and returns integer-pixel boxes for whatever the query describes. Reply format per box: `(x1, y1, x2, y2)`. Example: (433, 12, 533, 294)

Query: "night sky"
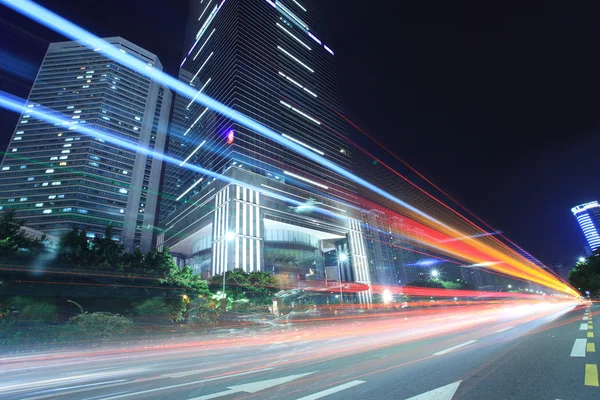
(1, 0, 599, 265)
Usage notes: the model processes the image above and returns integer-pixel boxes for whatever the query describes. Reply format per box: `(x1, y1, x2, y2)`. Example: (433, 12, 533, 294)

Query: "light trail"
(0, 0, 578, 296)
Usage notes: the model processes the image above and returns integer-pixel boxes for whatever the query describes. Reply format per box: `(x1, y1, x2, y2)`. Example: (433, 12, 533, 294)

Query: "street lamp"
(430, 269, 439, 279)
(221, 232, 236, 311)
(337, 252, 348, 304)
(508, 285, 512, 289)
(578, 257, 586, 263)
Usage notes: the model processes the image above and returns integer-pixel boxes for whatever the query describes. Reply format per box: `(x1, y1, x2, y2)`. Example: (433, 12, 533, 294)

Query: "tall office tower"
(158, 0, 369, 292)
(0, 38, 172, 253)
(572, 201, 600, 252)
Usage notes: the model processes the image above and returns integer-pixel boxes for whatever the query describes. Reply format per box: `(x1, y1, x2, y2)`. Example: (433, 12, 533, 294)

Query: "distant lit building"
(571, 201, 600, 252)
(0, 38, 172, 252)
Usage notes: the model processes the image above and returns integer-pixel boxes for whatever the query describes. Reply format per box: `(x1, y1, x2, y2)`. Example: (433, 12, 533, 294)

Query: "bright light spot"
(579, 257, 586, 263)
(382, 289, 393, 304)
(225, 231, 235, 241)
(431, 269, 439, 278)
(338, 253, 348, 262)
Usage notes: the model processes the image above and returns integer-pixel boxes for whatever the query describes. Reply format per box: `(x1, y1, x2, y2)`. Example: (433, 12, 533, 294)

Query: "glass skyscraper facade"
(572, 201, 600, 252)
(0, 38, 172, 252)
(158, 0, 369, 292)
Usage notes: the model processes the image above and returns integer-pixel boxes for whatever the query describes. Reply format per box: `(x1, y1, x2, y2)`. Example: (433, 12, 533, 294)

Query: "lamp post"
(338, 252, 348, 304)
(222, 232, 235, 311)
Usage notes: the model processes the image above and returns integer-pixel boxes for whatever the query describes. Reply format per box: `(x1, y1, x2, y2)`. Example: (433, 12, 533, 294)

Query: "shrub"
(133, 298, 171, 317)
(7, 296, 58, 322)
(68, 311, 133, 337)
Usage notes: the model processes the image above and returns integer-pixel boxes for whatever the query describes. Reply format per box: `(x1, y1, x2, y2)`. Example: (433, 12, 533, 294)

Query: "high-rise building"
(157, 0, 369, 293)
(0, 38, 172, 253)
(572, 201, 600, 252)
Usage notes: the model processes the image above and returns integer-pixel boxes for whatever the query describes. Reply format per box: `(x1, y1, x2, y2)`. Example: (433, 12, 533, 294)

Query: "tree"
(58, 226, 94, 267)
(209, 269, 279, 307)
(0, 209, 43, 260)
(92, 226, 125, 271)
(569, 251, 600, 298)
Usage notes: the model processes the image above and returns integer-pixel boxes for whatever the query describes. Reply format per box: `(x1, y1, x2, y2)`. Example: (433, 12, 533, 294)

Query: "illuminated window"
(43, 209, 52, 214)
(1, 167, 9, 171)
(19, 197, 27, 202)
(46, 169, 54, 173)
(35, 203, 43, 207)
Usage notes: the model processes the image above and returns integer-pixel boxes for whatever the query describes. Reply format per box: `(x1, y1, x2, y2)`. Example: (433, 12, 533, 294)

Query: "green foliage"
(133, 298, 171, 317)
(58, 226, 94, 267)
(92, 226, 126, 271)
(209, 269, 279, 308)
(411, 279, 475, 291)
(68, 311, 133, 337)
(7, 296, 58, 322)
(569, 251, 600, 297)
(188, 302, 220, 324)
(0, 209, 43, 260)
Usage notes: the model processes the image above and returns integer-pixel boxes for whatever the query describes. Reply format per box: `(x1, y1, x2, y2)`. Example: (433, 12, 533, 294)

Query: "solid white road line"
(581, 323, 589, 330)
(295, 380, 366, 400)
(495, 326, 513, 333)
(433, 340, 477, 356)
(570, 339, 587, 357)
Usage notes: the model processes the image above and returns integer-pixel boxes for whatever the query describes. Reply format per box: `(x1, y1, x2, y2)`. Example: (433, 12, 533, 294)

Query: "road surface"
(0, 301, 597, 400)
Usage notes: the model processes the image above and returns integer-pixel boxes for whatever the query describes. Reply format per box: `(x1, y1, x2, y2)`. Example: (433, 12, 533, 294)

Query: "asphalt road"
(0, 301, 597, 400)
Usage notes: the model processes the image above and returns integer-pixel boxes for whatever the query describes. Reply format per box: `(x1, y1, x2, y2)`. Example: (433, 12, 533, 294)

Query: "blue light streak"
(0, 0, 456, 235)
(0, 91, 351, 226)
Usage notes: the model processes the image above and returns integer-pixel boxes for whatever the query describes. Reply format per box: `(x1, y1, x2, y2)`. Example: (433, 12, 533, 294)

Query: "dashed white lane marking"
(584, 316, 589, 321)
(433, 340, 478, 356)
(295, 380, 366, 400)
(101, 368, 274, 399)
(495, 326, 513, 333)
(581, 323, 589, 330)
(570, 338, 587, 357)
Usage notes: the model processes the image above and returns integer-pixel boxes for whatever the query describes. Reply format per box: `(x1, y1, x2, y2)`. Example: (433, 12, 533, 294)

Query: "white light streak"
(291, 0, 307, 12)
(278, 71, 317, 97)
(190, 52, 214, 84)
(276, 23, 310, 50)
(275, 1, 308, 30)
(193, 29, 215, 60)
(184, 108, 209, 136)
(284, 170, 328, 190)
(196, 5, 219, 40)
(277, 46, 314, 72)
(279, 101, 320, 125)
(198, 0, 212, 21)
(187, 78, 212, 109)
(179, 140, 207, 167)
(282, 133, 324, 155)
(176, 178, 204, 201)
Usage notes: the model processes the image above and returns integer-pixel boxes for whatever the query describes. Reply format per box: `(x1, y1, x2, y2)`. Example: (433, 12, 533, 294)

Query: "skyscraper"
(158, 0, 369, 292)
(0, 38, 172, 253)
(572, 201, 600, 252)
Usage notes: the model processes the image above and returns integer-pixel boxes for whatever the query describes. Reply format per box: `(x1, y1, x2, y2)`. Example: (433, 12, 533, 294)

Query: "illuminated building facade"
(0, 38, 172, 252)
(158, 0, 369, 292)
(572, 201, 600, 252)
